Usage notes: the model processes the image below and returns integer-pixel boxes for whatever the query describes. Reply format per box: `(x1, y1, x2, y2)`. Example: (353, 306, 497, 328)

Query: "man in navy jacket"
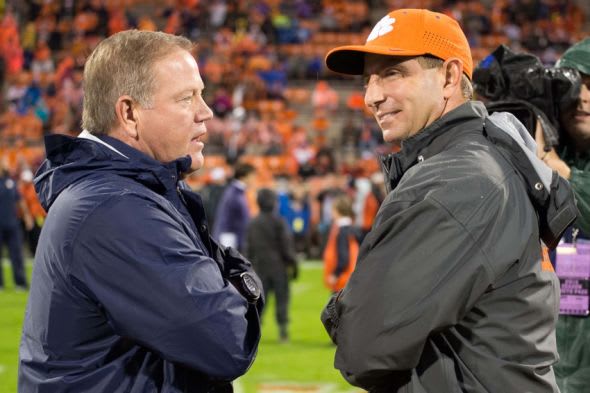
(18, 30, 263, 393)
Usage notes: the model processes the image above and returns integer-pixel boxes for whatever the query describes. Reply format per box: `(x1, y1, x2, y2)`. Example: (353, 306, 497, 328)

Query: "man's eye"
(383, 69, 399, 77)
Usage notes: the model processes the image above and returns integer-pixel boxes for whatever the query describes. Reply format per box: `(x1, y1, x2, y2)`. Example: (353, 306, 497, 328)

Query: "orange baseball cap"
(325, 9, 473, 80)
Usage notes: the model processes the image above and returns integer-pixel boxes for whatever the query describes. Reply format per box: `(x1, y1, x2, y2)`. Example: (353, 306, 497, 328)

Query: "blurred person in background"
(0, 156, 33, 291)
(213, 161, 256, 252)
(359, 172, 385, 240)
(321, 8, 576, 392)
(322, 194, 359, 294)
(246, 188, 299, 343)
(200, 166, 227, 233)
(538, 37, 590, 393)
(283, 183, 312, 259)
(316, 173, 346, 253)
(18, 167, 45, 255)
(19, 30, 263, 392)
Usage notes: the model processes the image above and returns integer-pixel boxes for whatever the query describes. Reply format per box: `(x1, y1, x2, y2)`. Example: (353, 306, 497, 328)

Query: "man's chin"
(566, 122, 590, 139)
(189, 153, 205, 173)
(382, 129, 403, 144)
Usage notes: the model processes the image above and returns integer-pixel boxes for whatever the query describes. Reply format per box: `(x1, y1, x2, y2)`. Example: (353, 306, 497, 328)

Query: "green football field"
(0, 260, 359, 393)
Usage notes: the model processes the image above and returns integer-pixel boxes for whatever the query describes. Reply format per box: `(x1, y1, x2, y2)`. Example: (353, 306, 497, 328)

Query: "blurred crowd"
(0, 0, 588, 257)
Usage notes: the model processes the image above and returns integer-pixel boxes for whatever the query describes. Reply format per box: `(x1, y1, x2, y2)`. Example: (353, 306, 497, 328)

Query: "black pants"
(261, 272, 290, 326)
(24, 221, 42, 256)
(0, 227, 27, 288)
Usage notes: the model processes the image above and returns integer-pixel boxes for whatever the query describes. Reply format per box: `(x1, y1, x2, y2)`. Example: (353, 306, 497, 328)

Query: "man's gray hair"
(82, 30, 193, 135)
(416, 56, 474, 100)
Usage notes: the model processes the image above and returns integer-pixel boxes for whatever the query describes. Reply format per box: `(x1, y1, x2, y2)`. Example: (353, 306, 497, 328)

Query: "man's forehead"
(363, 54, 416, 74)
(153, 49, 198, 72)
(151, 51, 204, 88)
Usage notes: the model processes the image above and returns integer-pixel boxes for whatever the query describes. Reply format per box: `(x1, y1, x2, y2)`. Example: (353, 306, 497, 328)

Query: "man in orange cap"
(321, 9, 575, 393)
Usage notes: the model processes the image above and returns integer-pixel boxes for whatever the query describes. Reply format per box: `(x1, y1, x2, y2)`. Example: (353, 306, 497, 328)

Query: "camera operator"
(474, 39, 590, 393)
(540, 38, 590, 393)
(538, 39, 590, 235)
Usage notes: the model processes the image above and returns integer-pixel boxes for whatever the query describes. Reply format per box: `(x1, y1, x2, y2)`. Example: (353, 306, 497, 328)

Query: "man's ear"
(114, 95, 140, 139)
(442, 58, 463, 99)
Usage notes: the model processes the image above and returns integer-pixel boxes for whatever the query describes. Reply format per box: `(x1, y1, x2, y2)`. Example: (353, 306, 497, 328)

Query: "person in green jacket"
(540, 38, 590, 393)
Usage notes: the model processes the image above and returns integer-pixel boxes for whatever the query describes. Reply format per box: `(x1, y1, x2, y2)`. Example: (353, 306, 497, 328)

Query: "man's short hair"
(416, 56, 474, 100)
(82, 30, 193, 135)
(256, 188, 277, 213)
(333, 194, 355, 218)
(233, 162, 256, 180)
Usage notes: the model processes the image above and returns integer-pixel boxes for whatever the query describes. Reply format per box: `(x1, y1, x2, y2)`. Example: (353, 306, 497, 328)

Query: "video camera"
(473, 45, 581, 150)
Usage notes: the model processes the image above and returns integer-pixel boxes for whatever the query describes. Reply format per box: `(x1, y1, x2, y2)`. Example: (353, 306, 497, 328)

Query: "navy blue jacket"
(18, 133, 262, 392)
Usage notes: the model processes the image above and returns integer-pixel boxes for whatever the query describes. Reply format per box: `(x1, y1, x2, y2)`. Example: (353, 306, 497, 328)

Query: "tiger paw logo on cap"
(367, 15, 396, 42)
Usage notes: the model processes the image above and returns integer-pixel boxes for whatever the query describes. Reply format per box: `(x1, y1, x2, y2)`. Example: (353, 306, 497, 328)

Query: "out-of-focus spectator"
(211, 86, 233, 118)
(359, 172, 385, 239)
(340, 114, 362, 151)
(108, 8, 129, 36)
(31, 42, 54, 79)
(314, 147, 337, 176)
(0, 156, 33, 291)
(213, 161, 256, 251)
(200, 167, 227, 232)
(316, 173, 346, 251)
(246, 188, 298, 343)
(311, 80, 339, 113)
(322, 194, 358, 293)
(282, 183, 312, 258)
(0, 13, 24, 76)
(18, 168, 45, 255)
(137, 15, 157, 31)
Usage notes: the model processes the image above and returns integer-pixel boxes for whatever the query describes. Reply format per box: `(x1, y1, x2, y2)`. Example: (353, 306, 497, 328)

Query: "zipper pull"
(177, 186, 187, 205)
(573, 228, 579, 247)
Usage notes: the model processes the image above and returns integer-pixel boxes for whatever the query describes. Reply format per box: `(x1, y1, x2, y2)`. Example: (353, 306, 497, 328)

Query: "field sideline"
(0, 259, 359, 393)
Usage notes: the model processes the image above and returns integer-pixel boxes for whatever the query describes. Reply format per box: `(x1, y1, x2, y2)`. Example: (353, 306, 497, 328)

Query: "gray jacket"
(322, 102, 574, 393)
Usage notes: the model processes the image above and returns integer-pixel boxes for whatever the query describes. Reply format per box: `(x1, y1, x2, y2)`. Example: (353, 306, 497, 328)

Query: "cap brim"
(325, 45, 425, 76)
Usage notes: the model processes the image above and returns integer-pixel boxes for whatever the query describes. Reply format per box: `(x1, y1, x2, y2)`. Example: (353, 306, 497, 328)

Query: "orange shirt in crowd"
(362, 192, 379, 232)
(323, 222, 358, 292)
(19, 181, 46, 223)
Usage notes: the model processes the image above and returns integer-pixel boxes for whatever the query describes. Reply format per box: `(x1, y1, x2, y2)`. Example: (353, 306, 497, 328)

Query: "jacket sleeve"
(570, 167, 590, 235)
(334, 226, 350, 277)
(325, 194, 508, 390)
(70, 194, 260, 381)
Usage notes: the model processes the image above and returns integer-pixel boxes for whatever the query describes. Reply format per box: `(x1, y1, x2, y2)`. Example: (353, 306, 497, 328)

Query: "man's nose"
(579, 83, 590, 104)
(364, 75, 385, 111)
(196, 97, 214, 122)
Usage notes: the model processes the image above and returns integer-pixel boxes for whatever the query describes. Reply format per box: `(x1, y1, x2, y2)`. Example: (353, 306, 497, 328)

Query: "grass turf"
(0, 260, 356, 393)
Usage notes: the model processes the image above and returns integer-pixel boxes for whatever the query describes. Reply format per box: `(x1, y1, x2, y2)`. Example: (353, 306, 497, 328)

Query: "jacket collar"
(93, 133, 192, 187)
(36, 132, 192, 210)
(380, 101, 487, 192)
(230, 179, 247, 191)
(78, 130, 129, 158)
